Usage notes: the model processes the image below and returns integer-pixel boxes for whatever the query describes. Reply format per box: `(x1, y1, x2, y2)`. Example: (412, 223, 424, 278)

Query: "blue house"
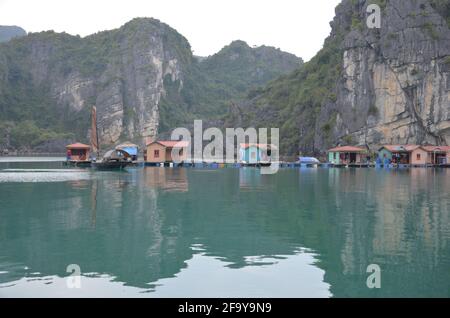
(239, 143, 276, 164)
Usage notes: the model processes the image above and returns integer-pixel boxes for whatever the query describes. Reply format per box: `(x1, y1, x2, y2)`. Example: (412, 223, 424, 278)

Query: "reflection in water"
(0, 247, 330, 298)
(0, 157, 65, 163)
(144, 168, 188, 192)
(0, 170, 91, 183)
(91, 180, 98, 228)
(0, 164, 449, 297)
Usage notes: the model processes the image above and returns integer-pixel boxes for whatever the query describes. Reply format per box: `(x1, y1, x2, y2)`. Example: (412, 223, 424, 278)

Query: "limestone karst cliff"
(227, 0, 450, 155)
(2, 1, 449, 155)
(0, 18, 301, 151)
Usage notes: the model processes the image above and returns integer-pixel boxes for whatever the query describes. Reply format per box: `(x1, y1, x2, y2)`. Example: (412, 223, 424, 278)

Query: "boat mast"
(91, 106, 100, 158)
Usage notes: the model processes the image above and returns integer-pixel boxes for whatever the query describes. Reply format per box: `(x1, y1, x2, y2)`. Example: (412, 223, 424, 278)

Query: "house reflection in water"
(328, 169, 450, 297)
(143, 167, 189, 192)
(238, 168, 276, 192)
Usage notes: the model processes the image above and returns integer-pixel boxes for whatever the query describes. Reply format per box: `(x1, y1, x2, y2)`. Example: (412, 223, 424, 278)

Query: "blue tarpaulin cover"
(116, 143, 138, 156)
(119, 147, 138, 156)
(299, 157, 320, 164)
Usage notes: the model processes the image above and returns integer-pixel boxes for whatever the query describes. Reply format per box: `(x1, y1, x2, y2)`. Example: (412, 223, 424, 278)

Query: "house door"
(250, 150, 257, 163)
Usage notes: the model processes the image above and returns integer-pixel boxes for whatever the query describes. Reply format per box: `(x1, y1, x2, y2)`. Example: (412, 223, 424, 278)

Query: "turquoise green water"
(0, 160, 449, 298)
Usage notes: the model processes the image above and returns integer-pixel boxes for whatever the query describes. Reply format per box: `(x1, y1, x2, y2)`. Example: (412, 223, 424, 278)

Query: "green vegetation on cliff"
(429, 0, 450, 27)
(158, 40, 302, 133)
(227, 36, 343, 156)
(226, 0, 450, 156)
(0, 18, 301, 151)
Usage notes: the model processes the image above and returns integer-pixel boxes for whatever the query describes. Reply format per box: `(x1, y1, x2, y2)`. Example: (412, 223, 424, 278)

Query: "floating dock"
(141, 162, 449, 169)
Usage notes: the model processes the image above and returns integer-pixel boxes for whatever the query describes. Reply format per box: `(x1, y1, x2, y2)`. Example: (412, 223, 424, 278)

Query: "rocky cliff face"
(323, 0, 450, 148)
(0, 18, 191, 147)
(0, 18, 301, 150)
(230, 0, 450, 155)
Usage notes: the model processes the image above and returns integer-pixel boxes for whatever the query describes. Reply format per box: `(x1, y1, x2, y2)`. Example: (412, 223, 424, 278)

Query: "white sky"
(0, 0, 341, 61)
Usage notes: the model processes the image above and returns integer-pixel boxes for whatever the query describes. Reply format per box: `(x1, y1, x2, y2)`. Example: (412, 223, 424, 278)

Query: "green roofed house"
(239, 143, 276, 164)
(328, 146, 366, 165)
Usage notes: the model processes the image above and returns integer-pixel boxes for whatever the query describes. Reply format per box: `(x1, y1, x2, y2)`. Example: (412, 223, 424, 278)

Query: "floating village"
(65, 138, 450, 170)
(0, 110, 442, 170)
(57, 106, 450, 170)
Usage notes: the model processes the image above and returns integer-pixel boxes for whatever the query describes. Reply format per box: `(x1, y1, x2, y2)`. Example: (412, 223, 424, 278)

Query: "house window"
(251, 152, 256, 159)
(417, 153, 421, 161)
(72, 149, 83, 156)
(154, 150, 160, 158)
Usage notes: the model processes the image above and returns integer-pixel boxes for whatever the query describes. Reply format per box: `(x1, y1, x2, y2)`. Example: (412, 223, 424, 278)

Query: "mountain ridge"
(0, 25, 26, 43)
(0, 18, 302, 152)
(226, 0, 450, 156)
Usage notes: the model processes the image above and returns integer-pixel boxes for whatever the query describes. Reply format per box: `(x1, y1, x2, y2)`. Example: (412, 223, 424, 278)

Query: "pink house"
(423, 146, 450, 165)
(409, 147, 429, 166)
(379, 145, 450, 165)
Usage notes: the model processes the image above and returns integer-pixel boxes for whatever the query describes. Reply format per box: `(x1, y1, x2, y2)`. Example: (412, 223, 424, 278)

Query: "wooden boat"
(89, 107, 132, 170)
(91, 149, 132, 170)
(63, 160, 92, 168)
(91, 161, 129, 170)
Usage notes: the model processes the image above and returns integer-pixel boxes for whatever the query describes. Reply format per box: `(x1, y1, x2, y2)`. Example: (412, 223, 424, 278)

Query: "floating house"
(116, 142, 139, 161)
(239, 143, 276, 164)
(66, 143, 90, 162)
(328, 146, 366, 165)
(146, 141, 189, 163)
(423, 146, 450, 165)
(379, 145, 450, 165)
(379, 145, 413, 165)
(379, 145, 425, 165)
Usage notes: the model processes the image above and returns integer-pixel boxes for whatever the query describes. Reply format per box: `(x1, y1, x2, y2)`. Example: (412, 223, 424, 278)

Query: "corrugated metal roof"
(380, 145, 426, 152)
(239, 143, 278, 150)
(328, 146, 365, 152)
(423, 146, 450, 153)
(147, 141, 189, 148)
(66, 143, 90, 149)
(116, 142, 138, 148)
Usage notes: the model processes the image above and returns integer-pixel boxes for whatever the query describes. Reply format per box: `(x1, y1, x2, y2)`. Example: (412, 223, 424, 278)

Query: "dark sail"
(91, 106, 99, 157)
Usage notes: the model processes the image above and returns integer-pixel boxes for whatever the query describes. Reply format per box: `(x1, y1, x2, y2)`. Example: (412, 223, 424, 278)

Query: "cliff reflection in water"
(0, 166, 448, 297)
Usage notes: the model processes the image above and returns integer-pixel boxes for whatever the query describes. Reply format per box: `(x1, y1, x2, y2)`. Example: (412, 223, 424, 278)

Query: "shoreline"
(1, 158, 448, 169)
(0, 153, 65, 157)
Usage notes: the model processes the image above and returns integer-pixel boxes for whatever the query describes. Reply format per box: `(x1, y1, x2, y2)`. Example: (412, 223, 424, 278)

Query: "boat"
(64, 160, 92, 168)
(91, 161, 130, 170)
(299, 157, 320, 167)
(91, 149, 132, 170)
(89, 106, 132, 170)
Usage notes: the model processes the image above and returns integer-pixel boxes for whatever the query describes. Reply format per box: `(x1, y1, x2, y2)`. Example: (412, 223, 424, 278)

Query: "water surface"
(0, 161, 449, 297)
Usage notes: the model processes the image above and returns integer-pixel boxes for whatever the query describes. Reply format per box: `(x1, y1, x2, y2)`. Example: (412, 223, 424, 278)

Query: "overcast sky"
(0, 0, 341, 61)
